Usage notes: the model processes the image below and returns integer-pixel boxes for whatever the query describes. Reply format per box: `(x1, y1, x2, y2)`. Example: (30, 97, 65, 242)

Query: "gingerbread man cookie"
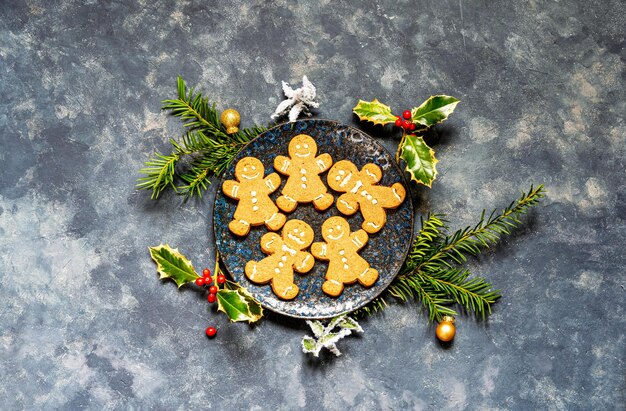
(244, 219, 315, 300)
(327, 160, 406, 234)
(273, 134, 334, 212)
(311, 216, 379, 297)
(222, 157, 286, 236)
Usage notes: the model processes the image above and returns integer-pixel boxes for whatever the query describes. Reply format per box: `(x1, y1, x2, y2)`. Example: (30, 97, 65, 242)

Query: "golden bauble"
(436, 316, 456, 342)
(220, 108, 240, 134)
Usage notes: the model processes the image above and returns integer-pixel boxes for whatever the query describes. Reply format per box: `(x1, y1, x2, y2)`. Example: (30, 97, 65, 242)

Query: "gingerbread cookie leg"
(245, 260, 274, 284)
(276, 195, 298, 213)
(229, 219, 251, 237)
(357, 267, 378, 286)
(265, 211, 286, 231)
(322, 277, 345, 297)
(312, 192, 334, 211)
(271, 269, 299, 300)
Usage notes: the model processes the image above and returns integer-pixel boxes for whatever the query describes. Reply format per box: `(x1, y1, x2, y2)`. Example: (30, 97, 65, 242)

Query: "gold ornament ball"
(220, 108, 240, 134)
(436, 316, 456, 342)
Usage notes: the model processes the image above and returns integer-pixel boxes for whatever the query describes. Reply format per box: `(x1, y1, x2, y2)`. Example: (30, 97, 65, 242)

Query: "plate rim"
(212, 118, 414, 319)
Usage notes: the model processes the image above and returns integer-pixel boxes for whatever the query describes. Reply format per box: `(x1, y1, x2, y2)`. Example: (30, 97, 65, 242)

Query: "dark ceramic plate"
(214, 119, 413, 319)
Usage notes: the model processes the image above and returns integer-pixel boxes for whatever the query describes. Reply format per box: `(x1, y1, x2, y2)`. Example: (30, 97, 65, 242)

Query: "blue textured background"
(1, 1, 624, 409)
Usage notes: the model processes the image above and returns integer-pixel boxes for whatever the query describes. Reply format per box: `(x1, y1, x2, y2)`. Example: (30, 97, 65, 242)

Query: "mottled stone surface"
(0, 0, 624, 409)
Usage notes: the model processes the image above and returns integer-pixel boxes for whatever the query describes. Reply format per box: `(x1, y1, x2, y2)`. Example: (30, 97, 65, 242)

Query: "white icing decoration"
(301, 183, 307, 189)
(343, 264, 349, 270)
(360, 190, 367, 197)
(274, 268, 280, 273)
(350, 180, 363, 193)
(239, 220, 250, 226)
(366, 222, 381, 229)
(281, 255, 287, 261)
(252, 205, 259, 211)
(352, 237, 363, 247)
(320, 244, 327, 256)
(341, 257, 347, 263)
(372, 199, 378, 205)
(301, 176, 307, 181)
(232, 185, 239, 197)
(339, 173, 352, 188)
(282, 244, 296, 256)
(241, 172, 260, 180)
(281, 160, 289, 172)
(278, 262, 284, 267)
(266, 179, 276, 191)
(367, 195, 373, 201)
(339, 250, 345, 255)
(281, 286, 293, 297)
(365, 169, 377, 179)
(339, 200, 354, 210)
(252, 198, 258, 203)
(287, 234, 305, 245)
(339, 170, 345, 175)
(316, 159, 325, 170)
(335, 176, 341, 181)
(300, 168, 306, 174)
(392, 187, 402, 201)
(297, 255, 310, 270)
(251, 191, 257, 196)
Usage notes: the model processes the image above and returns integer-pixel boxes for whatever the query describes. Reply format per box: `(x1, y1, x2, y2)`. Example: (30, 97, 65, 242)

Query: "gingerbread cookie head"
(288, 134, 317, 159)
(282, 219, 315, 250)
(321, 216, 351, 242)
(327, 160, 359, 192)
(235, 157, 265, 182)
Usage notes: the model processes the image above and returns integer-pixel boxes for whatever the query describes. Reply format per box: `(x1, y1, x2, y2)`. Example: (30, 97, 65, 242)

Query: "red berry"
(402, 120, 411, 129)
(409, 123, 416, 131)
(394, 118, 403, 127)
(202, 268, 211, 277)
(195, 277, 205, 286)
(206, 327, 217, 338)
(207, 293, 216, 303)
(209, 285, 218, 294)
(402, 110, 412, 120)
(217, 275, 226, 285)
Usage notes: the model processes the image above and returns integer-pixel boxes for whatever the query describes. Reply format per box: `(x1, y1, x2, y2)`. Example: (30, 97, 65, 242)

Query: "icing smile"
(294, 152, 311, 158)
(241, 172, 260, 180)
(287, 234, 305, 245)
(327, 232, 344, 240)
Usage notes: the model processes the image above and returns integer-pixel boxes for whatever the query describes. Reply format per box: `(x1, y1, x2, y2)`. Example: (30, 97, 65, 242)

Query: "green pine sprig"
(358, 185, 545, 320)
(137, 76, 267, 199)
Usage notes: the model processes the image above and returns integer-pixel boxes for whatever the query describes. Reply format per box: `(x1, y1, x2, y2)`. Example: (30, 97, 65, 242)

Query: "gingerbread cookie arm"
(293, 251, 314, 273)
(361, 163, 382, 184)
(311, 242, 329, 261)
(349, 229, 369, 251)
(222, 180, 241, 200)
(274, 155, 292, 175)
(336, 193, 359, 215)
(373, 182, 407, 208)
(260, 232, 282, 254)
(263, 173, 281, 194)
(314, 153, 333, 173)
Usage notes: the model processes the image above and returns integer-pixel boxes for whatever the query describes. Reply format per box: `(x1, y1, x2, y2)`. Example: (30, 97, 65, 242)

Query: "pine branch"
(137, 76, 267, 199)
(415, 184, 545, 273)
(359, 185, 544, 321)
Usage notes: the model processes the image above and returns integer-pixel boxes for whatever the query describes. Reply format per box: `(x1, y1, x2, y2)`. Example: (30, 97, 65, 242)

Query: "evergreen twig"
(357, 185, 545, 320)
(137, 76, 267, 199)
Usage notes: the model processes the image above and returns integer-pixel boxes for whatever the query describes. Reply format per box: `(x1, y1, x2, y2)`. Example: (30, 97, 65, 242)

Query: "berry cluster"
(394, 109, 416, 131)
(195, 267, 227, 338)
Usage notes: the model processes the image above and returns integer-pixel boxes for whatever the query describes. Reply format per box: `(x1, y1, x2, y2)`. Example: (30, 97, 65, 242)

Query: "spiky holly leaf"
(411, 95, 459, 127)
(149, 244, 199, 288)
(352, 99, 398, 126)
(401, 134, 439, 187)
(216, 287, 263, 323)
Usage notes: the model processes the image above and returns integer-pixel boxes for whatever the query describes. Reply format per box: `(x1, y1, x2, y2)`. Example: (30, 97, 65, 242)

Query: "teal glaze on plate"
(214, 119, 413, 319)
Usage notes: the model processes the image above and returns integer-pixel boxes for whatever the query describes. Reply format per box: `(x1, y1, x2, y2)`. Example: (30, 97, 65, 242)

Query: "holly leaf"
(216, 288, 263, 323)
(401, 134, 439, 187)
(411, 95, 459, 127)
(352, 99, 397, 126)
(149, 244, 199, 288)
